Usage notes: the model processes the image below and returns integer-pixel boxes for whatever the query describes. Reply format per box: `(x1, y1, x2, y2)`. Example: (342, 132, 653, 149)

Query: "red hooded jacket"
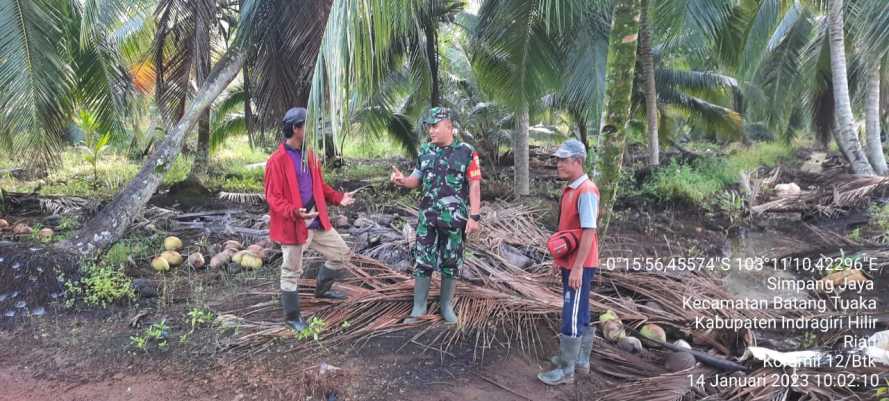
(264, 144, 343, 245)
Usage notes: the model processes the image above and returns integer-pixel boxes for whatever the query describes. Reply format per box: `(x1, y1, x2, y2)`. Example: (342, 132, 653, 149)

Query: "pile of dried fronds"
(752, 174, 889, 216)
(217, 202, 788, 357)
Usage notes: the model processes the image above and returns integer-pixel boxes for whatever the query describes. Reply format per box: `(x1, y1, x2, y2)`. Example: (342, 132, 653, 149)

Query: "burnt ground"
(1, 152, 887, 401)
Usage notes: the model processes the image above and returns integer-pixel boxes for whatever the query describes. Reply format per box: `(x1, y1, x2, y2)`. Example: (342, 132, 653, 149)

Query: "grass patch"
(642, 141, 794, 204)
(0, 152, 140, 198)
(341, 134, 406, 159)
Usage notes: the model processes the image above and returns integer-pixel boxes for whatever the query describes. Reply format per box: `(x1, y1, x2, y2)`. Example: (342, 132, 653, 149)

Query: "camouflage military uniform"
(411, 139, 479, 278)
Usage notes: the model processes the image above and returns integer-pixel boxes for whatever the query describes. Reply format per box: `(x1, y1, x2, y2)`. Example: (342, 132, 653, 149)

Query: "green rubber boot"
(576, 326, 596, 374)
(403, 275, 431, 323)
(538, 334, 582, 386)
(439, 276, 458, 324)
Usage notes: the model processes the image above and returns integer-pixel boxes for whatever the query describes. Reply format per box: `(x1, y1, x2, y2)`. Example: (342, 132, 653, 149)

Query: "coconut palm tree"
(470, 0, 593, 195)
(0, 0, 153, 172)
(827, 0, 873, 175)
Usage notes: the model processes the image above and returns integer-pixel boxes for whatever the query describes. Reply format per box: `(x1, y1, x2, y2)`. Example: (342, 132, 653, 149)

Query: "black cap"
(283, 107, 307, 125)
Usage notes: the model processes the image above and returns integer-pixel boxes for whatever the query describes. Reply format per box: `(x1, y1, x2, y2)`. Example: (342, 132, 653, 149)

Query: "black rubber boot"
(439, 276, 458, 324)
(315, 264, 347, 300)
(403, 275, 431, 324)
(281, 291, 308, 331)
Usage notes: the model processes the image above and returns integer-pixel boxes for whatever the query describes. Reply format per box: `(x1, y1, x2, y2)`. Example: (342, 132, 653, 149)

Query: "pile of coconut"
(599, 309, 698, 372)
(150, 236, 275, 273)
(0, 218, 54, 241)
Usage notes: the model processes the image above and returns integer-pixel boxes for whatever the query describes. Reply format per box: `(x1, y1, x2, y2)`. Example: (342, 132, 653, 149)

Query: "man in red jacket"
(264, 107, 356, 331)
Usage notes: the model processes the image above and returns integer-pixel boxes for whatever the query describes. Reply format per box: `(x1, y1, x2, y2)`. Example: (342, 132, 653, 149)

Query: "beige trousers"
(280, 227, 350, 291)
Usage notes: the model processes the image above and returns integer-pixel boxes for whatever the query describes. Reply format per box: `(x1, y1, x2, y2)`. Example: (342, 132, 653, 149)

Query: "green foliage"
(162, 155, 194, 186)
(874, 378, 889, 400)
(341, 134, 405, 159)
(130, 320, 170, 352)
(642, 141, 794, 205)
(179, 308, 216, 344)
(76, 111, 113, 190)
(64, 262, 135, 308)
(848, 227, 861, 242)
(58, 215, 79, 231)
(296, 316, 326, 342)
(869, 203, 889, 235)
(103, 237, 153, 267)
(643, 158, 731, 204)
(187, 308, 215, 328)
(712, 190, 745, 226)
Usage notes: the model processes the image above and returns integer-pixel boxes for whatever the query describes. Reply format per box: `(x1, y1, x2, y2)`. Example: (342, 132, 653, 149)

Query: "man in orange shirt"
(539, 139, 599, 385)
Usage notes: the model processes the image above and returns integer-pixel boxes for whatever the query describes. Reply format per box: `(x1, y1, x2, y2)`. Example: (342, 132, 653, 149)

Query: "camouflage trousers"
(413, 212, 465, 278)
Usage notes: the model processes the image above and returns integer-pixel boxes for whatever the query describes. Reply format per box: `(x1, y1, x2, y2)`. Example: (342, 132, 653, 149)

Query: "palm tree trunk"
(190, 14, 213, 180)
(424, 21, 440, 107)
(639, 0, 658, 166)
(514, 103, 530, 195)
(596, 0, 641, 232)
(866, 63, 887, 175)
(243, 62, 255, 149)
(57, 49, 246, 257)
(828, 0, 875, 175)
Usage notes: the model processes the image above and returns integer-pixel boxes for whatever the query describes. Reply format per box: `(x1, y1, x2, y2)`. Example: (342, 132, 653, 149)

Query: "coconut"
(240, 252, 263, 269)
(602, 320, 626, 342)
(0, 219, 9, 230)
(247, 244, 264, 255)
(672, 339, 692, 351)
(160, 251, 183, 266)
(164, 236, 183, 251)
(12, 223, 32, 235)
(223, 240, 243, 251)
(665, 351, 696, 372)
(599, 310, 620, 323)
(151, 257, 171, 272)
(617, 336, 644, 353)
(187, 252, 205, 269)
(37, 228, 54, 241)
(640, 323, 667, 344)
(209, 251, 232, 269)
(232, 250, 250, 265)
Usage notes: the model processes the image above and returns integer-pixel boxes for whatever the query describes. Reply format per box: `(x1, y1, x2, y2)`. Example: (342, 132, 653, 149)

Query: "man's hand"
(465, 218, 480, 235)
(568, 266, 583, 289)
(341, 190, 356, 207)
(293, 208, 319, 220)
(390, 166, 405, 186)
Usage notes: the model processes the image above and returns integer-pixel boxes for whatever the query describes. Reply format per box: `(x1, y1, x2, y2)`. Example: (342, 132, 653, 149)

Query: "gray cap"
(553, 139, 587, 159)
(283, 107, 307, 125)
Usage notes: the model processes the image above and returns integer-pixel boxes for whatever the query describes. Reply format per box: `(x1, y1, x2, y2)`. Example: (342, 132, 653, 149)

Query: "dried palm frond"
(218, 191, 265, 204)
(752, 174, 889, 215)
(596, 368, 710, 401)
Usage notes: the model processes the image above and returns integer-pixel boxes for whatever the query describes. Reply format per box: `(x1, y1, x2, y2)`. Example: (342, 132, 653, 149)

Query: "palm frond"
(659, 86, 742, 141)
(0, 0, 76, 170)
(470, 0, 562, 111)
(655, 0, 735, 52)
(749, 2, 814, 136)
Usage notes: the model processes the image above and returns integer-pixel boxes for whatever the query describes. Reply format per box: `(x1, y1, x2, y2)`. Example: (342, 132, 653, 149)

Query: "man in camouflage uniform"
(391, 107, 482, 324)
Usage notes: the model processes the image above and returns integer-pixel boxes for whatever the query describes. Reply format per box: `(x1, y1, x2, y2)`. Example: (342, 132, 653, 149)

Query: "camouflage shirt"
(411, 139, 480, 228)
